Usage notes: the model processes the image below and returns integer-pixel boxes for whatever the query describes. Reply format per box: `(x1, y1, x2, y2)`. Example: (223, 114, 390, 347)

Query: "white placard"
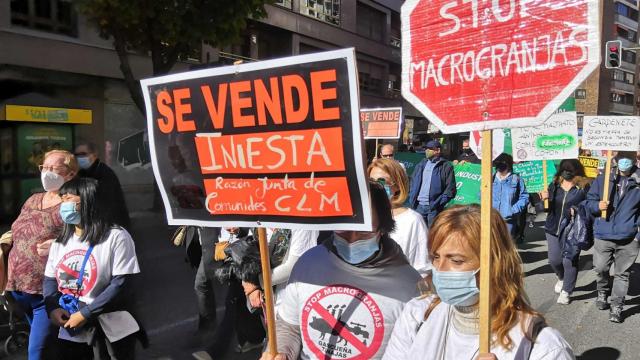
(511, 112, 579, 161)
(582, 116, 640, 151)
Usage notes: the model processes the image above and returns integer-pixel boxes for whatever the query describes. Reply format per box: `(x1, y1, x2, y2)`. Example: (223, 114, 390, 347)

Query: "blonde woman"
(368, 158, 430, 274)
(383, 205, 574, 360)
(7, 150, 77, 360)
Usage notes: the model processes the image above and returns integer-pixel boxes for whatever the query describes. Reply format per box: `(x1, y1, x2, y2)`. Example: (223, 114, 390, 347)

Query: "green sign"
(513, 160, 556, 193)
(449, 162, 482, 206)
(394, 152, 425, 177)
(16, 123, 73, 175)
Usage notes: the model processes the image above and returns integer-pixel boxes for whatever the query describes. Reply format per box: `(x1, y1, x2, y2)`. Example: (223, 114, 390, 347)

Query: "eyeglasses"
(38, 165, 68, 173)
(380, 154, 394, 158)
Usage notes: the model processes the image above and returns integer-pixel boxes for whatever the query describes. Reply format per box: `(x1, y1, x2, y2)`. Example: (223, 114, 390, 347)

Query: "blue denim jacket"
(492, 173, 529, 222)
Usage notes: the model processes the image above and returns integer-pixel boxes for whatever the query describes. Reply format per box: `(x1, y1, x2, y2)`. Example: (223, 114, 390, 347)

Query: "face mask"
(432, 268, 480, 306)
(333, 234, 379, 264)
(426, 149, 436, 159)
(560, 170, 575, 180)
(462, 148, 472, 154)
(77, 156, 92, 170)
(495, 162, 508, 172)
(383, 185, 393, 198)
(41, 171, 65, 192)
(618, 158, 633, 172)
(59, 201, 81, 225)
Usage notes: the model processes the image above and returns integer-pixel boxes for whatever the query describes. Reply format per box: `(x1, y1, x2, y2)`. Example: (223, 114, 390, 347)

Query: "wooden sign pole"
(542, 160, 549, 209)
(601, 150, 613, 219)
(479, 129, 493, 354)
(257, 227, 278, 355)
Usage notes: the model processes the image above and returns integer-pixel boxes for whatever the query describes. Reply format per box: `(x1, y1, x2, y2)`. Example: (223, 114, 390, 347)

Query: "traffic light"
(605, 40, 622, 69)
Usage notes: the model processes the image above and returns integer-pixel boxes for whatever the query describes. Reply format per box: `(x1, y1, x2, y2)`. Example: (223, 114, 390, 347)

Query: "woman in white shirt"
(368, 158, 430, 275)
(383, 205, 575, 360)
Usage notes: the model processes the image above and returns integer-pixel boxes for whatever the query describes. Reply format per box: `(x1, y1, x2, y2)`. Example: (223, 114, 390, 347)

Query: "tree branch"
(113, 32, 146, 115)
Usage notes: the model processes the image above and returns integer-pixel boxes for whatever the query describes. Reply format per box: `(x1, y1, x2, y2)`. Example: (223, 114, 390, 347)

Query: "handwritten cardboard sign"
(513, 160, 555, 193)
(582, 116, 640, 151)
(140, 49, 372, 230)
(511, 111, 579, 161)
(361, 107, 402, 139)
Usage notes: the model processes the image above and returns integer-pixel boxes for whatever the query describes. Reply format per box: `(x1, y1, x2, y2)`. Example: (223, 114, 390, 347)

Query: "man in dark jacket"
(585, 151, 640, 323)
(75, 142, 130, 229)
(408, 139, 456, 227)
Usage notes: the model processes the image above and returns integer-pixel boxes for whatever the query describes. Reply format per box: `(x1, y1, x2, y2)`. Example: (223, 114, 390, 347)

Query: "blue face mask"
(333, 234, 379, 264)
(432, 268, 480, 306)
(77, 156, 92, 170)
(618, 158, 633, 172)
(60, 201, 81, 225)
(384, 185, 393, 198)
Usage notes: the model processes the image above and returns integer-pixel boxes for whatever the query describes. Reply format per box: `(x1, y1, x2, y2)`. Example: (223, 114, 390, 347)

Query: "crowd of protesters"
(1, 139, 639, 360)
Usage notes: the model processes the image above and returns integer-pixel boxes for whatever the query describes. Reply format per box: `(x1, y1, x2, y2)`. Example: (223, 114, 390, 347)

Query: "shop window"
(299, 0, 340, 26)
(357, 2, 385, 42)
(10, 0, 77, 37)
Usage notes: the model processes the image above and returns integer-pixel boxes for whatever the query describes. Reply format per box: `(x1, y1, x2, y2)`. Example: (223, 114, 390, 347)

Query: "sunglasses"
(370, 177, 394, 186)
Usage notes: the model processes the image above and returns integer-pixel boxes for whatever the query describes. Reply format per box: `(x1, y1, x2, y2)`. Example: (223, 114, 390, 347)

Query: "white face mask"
(41, 171, 65, 192)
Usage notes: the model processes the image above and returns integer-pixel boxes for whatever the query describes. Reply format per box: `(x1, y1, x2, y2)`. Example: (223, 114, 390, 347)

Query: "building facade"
(577, 0, 640, 121)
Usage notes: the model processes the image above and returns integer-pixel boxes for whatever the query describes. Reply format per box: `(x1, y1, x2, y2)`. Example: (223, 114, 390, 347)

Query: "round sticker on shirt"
(301, 284, 384, 359)
(55, 249, 98, 296)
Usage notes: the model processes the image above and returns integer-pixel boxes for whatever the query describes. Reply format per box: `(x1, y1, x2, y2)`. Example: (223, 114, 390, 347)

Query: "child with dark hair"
(43, 178, 144, 359)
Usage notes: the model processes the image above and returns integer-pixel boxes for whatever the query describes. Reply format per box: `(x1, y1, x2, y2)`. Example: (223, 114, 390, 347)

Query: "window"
(300, 0, 340, 26)
(274, 0, 292, 8)
(611, 92, 634, 105)
(622, 49, 636, 63)
(574, 89, 587, 99)
(358, 60, 384, 94)
(10, 0, 77, 36)
(616, 25, 637, 42)
(357, 2, 385, 41)
(616, 2, 639, 20)
(390, 13, 401, 48)
(612, 69, 635, 84)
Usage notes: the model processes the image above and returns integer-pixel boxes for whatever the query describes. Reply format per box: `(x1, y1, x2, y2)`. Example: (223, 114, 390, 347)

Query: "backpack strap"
(514, 315, 547, 360)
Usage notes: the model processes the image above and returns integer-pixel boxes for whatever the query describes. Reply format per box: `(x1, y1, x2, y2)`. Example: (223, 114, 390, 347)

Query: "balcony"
(390, 36, 401, 48)
(611, 80, 635, 93)
(609, 102, 635, 114)
(617, 36, 637, 50)
(615, 14, 639, 31)
(620, 59, 637, 72)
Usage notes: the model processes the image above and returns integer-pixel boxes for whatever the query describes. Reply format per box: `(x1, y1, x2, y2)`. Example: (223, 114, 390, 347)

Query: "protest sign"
(511, 111, 579, 161)
(449, 162, 481, 206)
(140, 48, 371, 231)
(394, 152, 424, 177)
(469, 129, 512, 160)
(579, 156, 600, 178)
(513, 160, 555, 193)
(361, 107, 402, 139)
(582, 116, 640, 151)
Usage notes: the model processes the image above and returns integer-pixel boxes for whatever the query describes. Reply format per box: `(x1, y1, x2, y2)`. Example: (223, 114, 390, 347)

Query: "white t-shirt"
(278, 244, 421, 360)
(383, 297, 575, 360)
(273, 229, 318, 309)
(389, 208, 430, 275)
(45, 228, 140, 341)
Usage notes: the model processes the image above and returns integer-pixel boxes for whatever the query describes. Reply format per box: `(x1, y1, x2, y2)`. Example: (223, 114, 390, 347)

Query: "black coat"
(79, 159, 130, 230)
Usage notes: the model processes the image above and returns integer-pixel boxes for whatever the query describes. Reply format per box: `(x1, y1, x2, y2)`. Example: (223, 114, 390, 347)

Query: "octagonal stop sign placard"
(402, 0, 600, 133)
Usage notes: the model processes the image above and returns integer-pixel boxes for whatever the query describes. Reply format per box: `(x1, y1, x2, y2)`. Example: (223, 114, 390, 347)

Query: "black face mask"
(462, 148, 472, 154)
(495, 162, 508, 172)
(560, 170, 575, 180)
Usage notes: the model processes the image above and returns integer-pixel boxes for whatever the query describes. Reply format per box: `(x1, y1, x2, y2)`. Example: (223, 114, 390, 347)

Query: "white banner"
(582, 116, 640, 151)
(511, 111, 579, 161)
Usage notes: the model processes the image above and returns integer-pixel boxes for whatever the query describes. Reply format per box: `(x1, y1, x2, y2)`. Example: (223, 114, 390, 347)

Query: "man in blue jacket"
(408, 140, 456, 227)
(585, 151, 640, 323)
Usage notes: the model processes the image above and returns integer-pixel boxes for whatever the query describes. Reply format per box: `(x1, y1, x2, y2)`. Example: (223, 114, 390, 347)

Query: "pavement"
(1, 210, 639, 359)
